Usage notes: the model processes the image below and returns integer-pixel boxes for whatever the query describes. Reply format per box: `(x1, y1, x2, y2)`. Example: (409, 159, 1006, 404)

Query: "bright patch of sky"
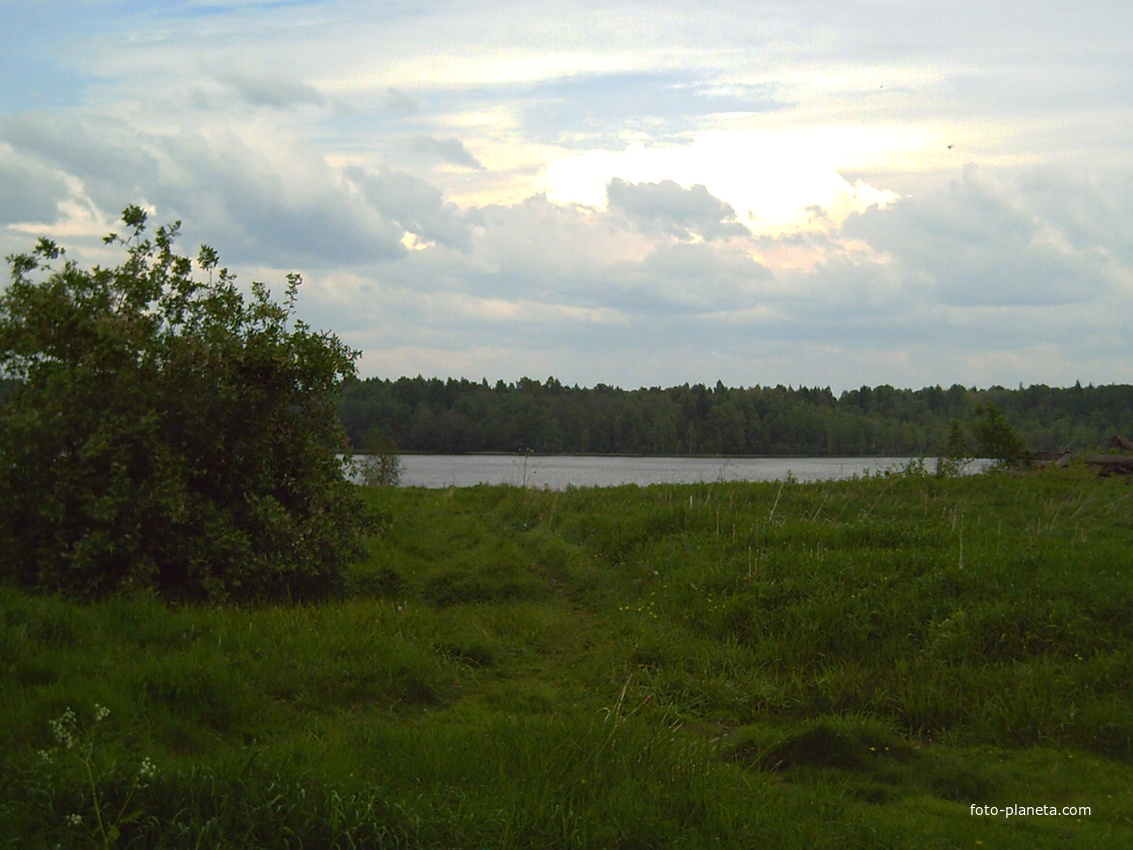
(1, 0, 1132, 392)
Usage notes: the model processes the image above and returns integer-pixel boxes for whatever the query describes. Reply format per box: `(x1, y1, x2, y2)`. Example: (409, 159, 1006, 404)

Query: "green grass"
(3, 463, 1133, 847)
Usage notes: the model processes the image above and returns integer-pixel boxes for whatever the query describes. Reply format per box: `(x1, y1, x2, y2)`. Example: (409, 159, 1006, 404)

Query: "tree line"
(338, 376, 1133, 457)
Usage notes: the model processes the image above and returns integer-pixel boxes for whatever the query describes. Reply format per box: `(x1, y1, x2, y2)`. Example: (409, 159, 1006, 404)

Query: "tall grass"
(2, 464, 1132, 846)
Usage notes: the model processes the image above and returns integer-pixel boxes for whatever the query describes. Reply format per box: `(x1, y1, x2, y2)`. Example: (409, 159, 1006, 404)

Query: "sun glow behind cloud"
(540, 125, 908, 238)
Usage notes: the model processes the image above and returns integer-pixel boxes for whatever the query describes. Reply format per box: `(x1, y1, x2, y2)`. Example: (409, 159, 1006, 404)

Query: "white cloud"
(606, 179, 749, 242)
(541, 130, 904, 235)
(844, 165, 1118, 307)
(344, 165, 473, 252)
(216, 71, 326, 109)
(407, 136, 484, 169)
(0, 142, 71, 225)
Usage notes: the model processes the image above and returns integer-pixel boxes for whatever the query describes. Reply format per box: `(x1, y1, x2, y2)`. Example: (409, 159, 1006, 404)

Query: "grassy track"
(2, 464, 1132, 847)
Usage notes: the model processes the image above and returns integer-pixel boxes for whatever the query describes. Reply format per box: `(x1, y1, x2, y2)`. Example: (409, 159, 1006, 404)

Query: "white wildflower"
(49, 709, 77, 749)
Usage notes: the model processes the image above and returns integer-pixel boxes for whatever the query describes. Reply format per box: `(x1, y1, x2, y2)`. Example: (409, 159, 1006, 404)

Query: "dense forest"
(338, 377, 1133, 457)
(4, 374, 1129, 458)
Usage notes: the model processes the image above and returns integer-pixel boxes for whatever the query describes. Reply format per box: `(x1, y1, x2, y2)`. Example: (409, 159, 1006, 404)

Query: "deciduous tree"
(0, 206, 366, 601)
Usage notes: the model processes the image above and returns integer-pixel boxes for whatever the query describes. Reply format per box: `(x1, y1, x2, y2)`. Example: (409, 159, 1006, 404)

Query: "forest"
(338, 377, 1133, 457)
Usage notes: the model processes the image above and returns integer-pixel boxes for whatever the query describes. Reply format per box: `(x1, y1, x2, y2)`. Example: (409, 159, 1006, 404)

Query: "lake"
(378, 455, 975, 489)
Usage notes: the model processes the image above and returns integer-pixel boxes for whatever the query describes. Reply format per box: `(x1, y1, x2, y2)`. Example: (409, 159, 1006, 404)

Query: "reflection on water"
(382, 455, 982, 490)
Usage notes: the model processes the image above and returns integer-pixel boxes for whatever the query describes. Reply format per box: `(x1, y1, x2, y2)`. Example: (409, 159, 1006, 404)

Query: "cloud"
(408, 136, 484, 169)
(520, 71, 783, 146)
(345, 166, 473, 252)
(3, 0, 1133, 392)
(384, 88, 419, 114)
(314, 190, 757, 323)
(458, 195, 651, 301)
(1013, 168, 1133, 269)
(217, 164, 1133, 392)
(843, 166, 1112, 307)
(0, 143, 72, 225)
(0, 110, 475, 266)
(611, 240, 774, 314)
(0, 114, 162, 212)
(606, 178, 750, 242)
(140, 127, 408, 267)
(0, 112, 405, 266)
(216, 72, 326, 109)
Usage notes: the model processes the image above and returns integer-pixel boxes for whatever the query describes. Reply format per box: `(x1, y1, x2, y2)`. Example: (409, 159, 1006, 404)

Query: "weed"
(35, 704, 156, 848)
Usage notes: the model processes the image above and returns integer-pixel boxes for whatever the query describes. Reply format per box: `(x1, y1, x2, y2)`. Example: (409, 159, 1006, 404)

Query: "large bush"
(0, 206, 366, 601)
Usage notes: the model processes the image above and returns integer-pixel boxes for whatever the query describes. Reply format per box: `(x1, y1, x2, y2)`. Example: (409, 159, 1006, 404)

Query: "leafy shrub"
(0, 206, 366, 602)
(972, 401, 1030, 467)
(355, 427, 403, 487)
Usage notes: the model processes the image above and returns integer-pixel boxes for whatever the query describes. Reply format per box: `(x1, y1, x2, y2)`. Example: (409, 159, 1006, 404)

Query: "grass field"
(2, 463, 1132, 847)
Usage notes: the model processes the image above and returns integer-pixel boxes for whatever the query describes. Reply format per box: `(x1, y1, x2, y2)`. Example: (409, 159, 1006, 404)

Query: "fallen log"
(1085, 455, 1133, 476)
(1108, 434, 1133, 452)
(1028, 450, 1074, 467)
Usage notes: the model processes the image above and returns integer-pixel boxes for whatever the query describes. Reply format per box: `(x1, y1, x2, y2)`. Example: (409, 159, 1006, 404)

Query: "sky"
(2, 0, 1132, 393)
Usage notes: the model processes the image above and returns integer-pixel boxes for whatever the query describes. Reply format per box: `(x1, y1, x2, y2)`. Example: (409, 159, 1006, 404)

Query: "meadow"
(2, 463, 1132, 847)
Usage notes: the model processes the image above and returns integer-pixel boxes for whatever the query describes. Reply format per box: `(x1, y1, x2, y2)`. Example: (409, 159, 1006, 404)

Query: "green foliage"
(0, 207, 366, 602)
(32, 703, 156, 848)
(338, 375, 1133, 457)
(355, 427, 403, 487)
(935, 419, 971, 476)
(2, 471, 1133, 846)
(972, 401, 1031, 467)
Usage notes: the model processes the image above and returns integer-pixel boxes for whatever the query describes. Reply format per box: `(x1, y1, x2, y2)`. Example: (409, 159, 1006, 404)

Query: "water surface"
(390, 455, 954, 490)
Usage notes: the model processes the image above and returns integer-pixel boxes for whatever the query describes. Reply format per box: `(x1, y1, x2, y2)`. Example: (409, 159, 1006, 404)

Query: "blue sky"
(2, 0, 1132, 391)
